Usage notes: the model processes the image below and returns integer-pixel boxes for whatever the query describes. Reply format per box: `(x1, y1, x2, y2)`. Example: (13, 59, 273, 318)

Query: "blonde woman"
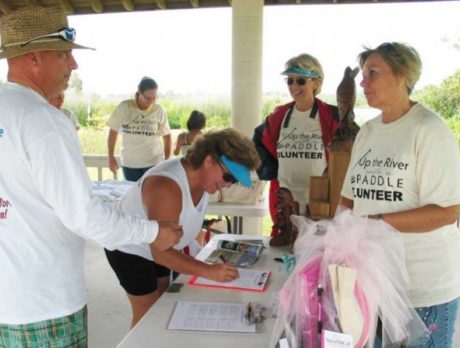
(341, 42, 460, 347)
(254, 53, 339, 245)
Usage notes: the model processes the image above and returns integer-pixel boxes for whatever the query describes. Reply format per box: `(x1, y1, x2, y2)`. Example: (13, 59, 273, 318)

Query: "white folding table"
(116, 234, 291, 348)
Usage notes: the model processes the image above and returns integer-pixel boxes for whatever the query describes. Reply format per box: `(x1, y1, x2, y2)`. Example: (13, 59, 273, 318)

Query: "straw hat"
(0, 6, 92, 59)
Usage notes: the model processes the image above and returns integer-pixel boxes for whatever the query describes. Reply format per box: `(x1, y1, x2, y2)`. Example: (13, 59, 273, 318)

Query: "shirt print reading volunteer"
(121, 113, 158, 137)
(276, 107, 327, 214)
(350, 149, 408, 201)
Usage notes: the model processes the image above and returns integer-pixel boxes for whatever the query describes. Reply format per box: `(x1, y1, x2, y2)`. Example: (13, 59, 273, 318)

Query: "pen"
(246, 302, 253, 321)
(317, 284, 323, 334)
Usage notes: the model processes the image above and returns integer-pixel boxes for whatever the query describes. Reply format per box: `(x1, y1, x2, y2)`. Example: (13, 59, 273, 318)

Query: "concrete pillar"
(231, 0, 264, 236)
(231, 0, 263, 137)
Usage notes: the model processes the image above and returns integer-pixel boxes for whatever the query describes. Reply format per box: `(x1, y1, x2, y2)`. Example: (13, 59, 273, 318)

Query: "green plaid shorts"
(0, 306, 87, 348)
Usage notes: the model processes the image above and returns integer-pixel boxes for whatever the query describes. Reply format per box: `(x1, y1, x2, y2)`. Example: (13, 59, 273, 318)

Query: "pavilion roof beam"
(90, 0, 103, 12)
(25, 0, 40, 5)
(156, 0, 166, 9)
(57, 0, 74, 14)
(121, 0, 134, 11)
(0, 0, 12, 14)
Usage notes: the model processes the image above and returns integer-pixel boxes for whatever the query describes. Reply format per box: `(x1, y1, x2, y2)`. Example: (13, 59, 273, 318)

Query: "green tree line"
(66, 69, 459, 154)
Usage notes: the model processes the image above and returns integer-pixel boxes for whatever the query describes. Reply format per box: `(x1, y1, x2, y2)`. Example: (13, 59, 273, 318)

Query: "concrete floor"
(84, 239, 460, 348)
(85, 240, 131, 348)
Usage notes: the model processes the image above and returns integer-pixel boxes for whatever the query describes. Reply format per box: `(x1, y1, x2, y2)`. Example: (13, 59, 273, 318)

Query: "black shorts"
(104, 248, 171, 296)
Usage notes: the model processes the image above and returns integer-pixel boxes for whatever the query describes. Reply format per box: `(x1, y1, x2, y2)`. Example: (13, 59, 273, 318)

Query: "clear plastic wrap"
(271, 208, 430, 348)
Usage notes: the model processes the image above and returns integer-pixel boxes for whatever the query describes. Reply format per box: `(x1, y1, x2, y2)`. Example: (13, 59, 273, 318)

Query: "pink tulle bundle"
(271, 208, 429, 348)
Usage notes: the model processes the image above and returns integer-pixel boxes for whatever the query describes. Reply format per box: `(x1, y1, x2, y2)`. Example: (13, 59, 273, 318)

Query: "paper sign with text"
(322, 330, 353, 348)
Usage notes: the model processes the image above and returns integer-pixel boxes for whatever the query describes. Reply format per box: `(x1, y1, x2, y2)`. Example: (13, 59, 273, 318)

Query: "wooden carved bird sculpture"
(269, 187, 299, 247)
(330, 66, 360, 152)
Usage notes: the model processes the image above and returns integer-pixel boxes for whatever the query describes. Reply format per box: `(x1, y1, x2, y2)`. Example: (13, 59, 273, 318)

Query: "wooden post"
(308, 176, 330, 218)
(328, 151, 351, 217)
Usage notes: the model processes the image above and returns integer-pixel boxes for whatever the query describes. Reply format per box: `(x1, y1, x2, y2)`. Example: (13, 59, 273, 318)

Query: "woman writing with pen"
(104, 128, 261, 328)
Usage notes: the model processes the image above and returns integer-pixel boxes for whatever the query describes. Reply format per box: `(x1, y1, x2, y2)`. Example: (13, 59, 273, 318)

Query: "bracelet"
(378, 213, 384, 220)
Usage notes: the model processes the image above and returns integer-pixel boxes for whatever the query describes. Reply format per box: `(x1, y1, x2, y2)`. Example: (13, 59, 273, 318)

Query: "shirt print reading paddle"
(277, 127, 324, 160)
(350, 149, 408, 202)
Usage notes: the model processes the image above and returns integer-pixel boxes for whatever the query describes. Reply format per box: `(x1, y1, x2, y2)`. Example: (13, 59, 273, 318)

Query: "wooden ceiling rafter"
(90, 0, 103, 13)
(121, 0, 134, 11)
(0, 0, 449, 17)
(57, 0, 74, 14)
(155, 0, 166, 9)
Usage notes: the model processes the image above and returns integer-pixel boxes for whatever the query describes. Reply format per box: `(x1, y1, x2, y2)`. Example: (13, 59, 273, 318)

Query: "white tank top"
(116, 158, 209, 260)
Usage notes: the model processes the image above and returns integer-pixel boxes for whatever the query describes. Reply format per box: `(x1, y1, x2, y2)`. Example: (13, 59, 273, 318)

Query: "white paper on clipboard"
(167, 301, 256, 333)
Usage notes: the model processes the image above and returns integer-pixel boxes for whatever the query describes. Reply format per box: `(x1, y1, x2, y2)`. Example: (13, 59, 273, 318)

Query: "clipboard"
(188, 269, 271, 292)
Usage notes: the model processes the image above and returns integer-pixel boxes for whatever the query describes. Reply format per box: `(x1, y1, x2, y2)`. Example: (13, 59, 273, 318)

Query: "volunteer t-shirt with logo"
(277, 107, 327, 214)
(342, 103, 460, 307)
(107, 100, 171, 168)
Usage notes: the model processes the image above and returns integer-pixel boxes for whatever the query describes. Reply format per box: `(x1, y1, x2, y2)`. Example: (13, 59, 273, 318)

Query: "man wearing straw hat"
(0, 6, 182, 347)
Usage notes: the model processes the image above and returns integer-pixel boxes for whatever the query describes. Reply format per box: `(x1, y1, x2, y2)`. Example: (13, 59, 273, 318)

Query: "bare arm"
(340, 195, 459, 233)
(173, 133, 184, 156)
(107, 129, 119, 175)
(370, 204, 460, 233)
(163, 134, 172, 160)
(144, 176, 238, 282)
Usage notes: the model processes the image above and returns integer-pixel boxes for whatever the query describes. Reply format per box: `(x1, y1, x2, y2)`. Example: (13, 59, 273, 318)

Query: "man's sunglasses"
(21, 28, 76, 47)
(217, 161, 237, 184)
(286, 76, 311, 86)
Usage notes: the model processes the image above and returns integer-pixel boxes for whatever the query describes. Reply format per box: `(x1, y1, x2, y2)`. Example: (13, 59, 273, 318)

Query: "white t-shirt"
(107, 100, 171, 168)
(0, 83, 158, 324)
(277, 107, 327, 214)
(342, 103, 460, 307)
(62, 108, 80, 130)
(116, 158, 209, 260)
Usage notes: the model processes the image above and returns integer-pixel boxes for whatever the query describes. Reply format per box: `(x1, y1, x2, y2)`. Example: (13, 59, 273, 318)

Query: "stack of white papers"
(168, 301, 256, 333)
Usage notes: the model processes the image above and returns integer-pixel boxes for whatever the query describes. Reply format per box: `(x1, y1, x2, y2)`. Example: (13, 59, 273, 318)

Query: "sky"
(0, 1, 459, 97)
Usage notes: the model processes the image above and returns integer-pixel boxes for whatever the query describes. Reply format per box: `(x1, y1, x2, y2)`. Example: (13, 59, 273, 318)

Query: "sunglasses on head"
(286, 76, 311, 86)
(21, 28, 76, 47)
(376, 42, 396, 52)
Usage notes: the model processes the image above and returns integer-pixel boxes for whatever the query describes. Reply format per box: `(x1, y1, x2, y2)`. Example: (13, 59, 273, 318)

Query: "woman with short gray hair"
(341, 42, 460, 347)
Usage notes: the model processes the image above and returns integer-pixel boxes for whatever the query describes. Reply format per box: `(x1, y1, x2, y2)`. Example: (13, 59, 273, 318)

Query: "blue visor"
(281, 66, 320, 79)
(220, 155, 252, 188)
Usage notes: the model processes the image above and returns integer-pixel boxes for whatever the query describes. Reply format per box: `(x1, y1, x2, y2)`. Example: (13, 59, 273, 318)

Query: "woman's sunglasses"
(286, 77, 311, 86)
(222, 172, 238, 184)
(217, 161, 237, 184)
